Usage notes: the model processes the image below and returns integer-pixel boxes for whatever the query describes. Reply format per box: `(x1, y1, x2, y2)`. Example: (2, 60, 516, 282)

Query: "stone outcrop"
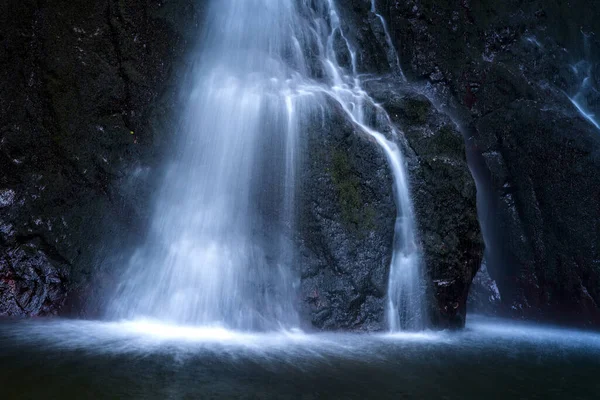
(366, 82, 484, 328)
(296, 100, 396, 331)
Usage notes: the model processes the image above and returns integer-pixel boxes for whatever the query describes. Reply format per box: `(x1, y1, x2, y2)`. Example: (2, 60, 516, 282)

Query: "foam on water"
(1, 317, 599, 400)
(2, 317, 599, 361)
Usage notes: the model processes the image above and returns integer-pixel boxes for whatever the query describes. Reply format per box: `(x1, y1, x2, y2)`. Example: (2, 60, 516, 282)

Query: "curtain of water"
(110, 0, 427, 331)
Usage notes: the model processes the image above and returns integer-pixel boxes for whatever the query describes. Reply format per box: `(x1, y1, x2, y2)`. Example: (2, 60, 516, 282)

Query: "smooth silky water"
(2, 1, 599, 398)
(109, 0, 426, 331)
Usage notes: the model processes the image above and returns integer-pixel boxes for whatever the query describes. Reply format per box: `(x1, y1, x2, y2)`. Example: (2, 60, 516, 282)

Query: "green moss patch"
(330, 149, 375, 231)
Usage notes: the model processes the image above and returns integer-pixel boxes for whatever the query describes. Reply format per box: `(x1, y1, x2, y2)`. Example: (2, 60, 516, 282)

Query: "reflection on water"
(0, 316, 599, 399)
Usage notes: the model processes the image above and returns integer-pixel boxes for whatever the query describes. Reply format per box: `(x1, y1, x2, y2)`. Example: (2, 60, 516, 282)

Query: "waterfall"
(109, 0, 305, 330)
(110, 0, 426, 332)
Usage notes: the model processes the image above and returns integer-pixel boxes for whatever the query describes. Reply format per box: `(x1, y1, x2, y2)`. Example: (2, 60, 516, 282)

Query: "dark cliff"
(0, 0, 201, 315)
(1, 0, 598, 330)
(378, 0, 600, 326)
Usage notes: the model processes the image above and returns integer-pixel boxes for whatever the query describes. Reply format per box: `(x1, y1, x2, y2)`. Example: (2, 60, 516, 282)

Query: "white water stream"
(111, 0, 426, 331)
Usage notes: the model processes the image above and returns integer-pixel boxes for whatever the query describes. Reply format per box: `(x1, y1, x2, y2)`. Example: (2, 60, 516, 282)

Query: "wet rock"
(0, 0, 202, 317)
(0, 241, 67, 316)
(365, 82, 484, 328)
(468, 261, 502, 315)
(295, 77, 484, 330)
(297, 99, 396, 331)
(381, 0, 600, 327)
(335, 0, 391, 75)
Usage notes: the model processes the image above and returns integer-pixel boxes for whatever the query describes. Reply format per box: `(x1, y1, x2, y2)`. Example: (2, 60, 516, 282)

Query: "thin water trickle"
(370, 0, 406, 81)
(568, 32, 600, 131)
(110, 0, 426, 332)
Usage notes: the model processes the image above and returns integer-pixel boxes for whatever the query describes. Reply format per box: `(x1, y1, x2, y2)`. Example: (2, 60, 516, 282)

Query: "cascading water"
(110, 0, 305, 330)
(110, 0, 426, 332)
(568, 32, 600, 131)
(370, 0, 406, 81)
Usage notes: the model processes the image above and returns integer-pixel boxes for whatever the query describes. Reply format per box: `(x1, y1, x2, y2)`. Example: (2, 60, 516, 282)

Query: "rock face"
(379, 0, 600, 326)
(295, 86, 483, 330)
(296, 101, 396, 331)
(366, 83, 484, 328)
(394, 93, 483, 329)
(315, 0, 483, 329)
(468, 261, 502, 315)
(0, 0, 202, 316)
(4, 0, 596, 330)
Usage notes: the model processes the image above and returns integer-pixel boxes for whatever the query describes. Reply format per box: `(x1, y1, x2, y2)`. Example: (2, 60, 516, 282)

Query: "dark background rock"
(468, 260, 502, 315)
(376, 0, 600, 327)
(0, 0, 202, 316)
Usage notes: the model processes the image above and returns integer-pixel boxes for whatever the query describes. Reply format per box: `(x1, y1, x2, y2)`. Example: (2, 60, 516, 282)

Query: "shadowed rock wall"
(379, 0, 600, 327)
(0, 0, 202, 316)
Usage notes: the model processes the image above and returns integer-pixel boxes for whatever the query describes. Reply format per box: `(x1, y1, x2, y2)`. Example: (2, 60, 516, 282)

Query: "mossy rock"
(430, 124, 465, 156)
(403, 97, 431, 124)
(330, 149, 375, 231)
